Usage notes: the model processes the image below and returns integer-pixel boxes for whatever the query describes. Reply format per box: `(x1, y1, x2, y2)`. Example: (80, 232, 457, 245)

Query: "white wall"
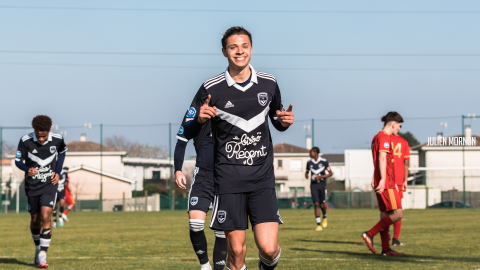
(345, 149, 374, 191)
(402, 186, 441, 209)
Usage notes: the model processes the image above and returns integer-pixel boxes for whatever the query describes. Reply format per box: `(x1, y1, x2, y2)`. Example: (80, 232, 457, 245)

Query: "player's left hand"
(403, 182, 407, 192)
(51, 172, 59, 185)
(315, 175, 321, 180)
(277, 104, 294, 127)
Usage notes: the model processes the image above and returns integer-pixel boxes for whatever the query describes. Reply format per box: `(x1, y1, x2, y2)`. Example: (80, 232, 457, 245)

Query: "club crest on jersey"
(258, 92, 268, 106)
(384, 142, 389, 148)
(218, 210, 226, 223)
(190, 196, 198, 206)
(178, 126, 184, 135)
(50, 146, 56, 154)
(16, 151, 21, 158)
(186, 107, 196, 118)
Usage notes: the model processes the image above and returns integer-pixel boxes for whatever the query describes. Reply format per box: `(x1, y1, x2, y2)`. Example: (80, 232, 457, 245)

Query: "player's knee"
(314, 202, 320, 207)
(189, 219, 205, 232)
(259, 244, 279, 260)
(228, 243, 245, 258)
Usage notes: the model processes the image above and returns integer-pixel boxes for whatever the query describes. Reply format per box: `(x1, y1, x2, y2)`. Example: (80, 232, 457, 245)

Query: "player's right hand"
(175, 171, 187, 189)
(375, 179, 385, 194)
(198, 94, 217, 124)
(28, 167, 38, 177)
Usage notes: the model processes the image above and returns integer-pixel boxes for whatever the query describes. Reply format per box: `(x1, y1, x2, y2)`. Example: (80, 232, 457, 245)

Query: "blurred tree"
(398, 131, 420, 147)
(2, 141, 16, 158)
(105, 135, 167, 158)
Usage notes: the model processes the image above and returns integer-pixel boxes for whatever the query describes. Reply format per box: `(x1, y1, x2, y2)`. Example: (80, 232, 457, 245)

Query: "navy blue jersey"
(16, 132, 67, 196)
(183, 65, 288, 194)
(306, 157, 330, 184)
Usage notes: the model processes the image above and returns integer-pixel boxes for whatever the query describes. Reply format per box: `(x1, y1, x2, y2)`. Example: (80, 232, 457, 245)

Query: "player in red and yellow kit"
(62, 176, 75, 222)
(362, 112, 405, 256)
(391, 132, 410, 246)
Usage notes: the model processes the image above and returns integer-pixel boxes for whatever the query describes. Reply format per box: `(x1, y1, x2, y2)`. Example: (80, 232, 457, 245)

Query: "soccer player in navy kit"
(174, 116, 227, 269)
(15, 115, 67, 268)
(183, 27, 294, 270)
(52, 167, 68, 228)
(305, 147, 332, 231)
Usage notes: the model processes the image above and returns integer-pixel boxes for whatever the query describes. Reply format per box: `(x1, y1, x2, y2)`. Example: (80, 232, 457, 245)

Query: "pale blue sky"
(1, 0, 479, 156)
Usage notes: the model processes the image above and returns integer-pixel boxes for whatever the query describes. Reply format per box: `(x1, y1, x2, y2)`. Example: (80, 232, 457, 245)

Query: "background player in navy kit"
(52, 167, 68, 229)
(305, 147, 332, 231)
(15, 115, 67, 268)
(174, 115, 227, 269)
(183, 27, 294, 270)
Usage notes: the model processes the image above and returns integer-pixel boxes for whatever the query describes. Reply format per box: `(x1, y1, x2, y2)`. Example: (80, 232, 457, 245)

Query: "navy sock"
(213, 231, 227, 270)
(40, 229, 51, 252)
(31, 228, 40, 247)
(189, 219, 208, 265)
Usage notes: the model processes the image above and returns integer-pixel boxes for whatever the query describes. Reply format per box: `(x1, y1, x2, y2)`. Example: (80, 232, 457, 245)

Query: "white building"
(273, 143, 345, 194)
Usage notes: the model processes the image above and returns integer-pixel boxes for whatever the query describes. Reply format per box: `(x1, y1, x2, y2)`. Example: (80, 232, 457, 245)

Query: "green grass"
(1, 209, 479, 269)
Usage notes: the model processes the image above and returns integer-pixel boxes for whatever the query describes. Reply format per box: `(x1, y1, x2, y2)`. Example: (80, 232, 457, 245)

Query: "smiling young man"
(15, 115, 67, 268)
(182, 26, 294, 270)
(361, 112, 405, 257)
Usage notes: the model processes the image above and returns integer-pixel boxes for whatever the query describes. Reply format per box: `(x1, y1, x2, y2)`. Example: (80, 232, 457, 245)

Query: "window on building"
(289, 187, 305, 192)
(277, 159, 283, 169)
(152, 170, 161, 179)
(290, 159, 302, 171)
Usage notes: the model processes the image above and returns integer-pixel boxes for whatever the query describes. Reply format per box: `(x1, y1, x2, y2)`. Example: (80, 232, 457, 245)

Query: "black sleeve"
(305, 161, 310, 173)
(174, 139, 188, 172)
(183, 85, 209, 140)
(15, 139, 30, 172)
(58, 137, 68, 154)
(269, 83, 289, 132)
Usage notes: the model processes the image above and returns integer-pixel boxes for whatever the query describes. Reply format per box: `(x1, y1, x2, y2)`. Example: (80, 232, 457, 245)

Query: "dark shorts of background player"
(188, 167, 214, 213)
(56, 189, 66, 202)
(27, 189, 57, 214)
(209, 188, 283, 231)
(310, 182, 327, 203)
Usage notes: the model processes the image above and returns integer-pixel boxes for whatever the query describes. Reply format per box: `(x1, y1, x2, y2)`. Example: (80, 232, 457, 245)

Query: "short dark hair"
(63, 167, 69, 170)
(222, 26, 252, 49)
(311, 147, 320, 154)
(32, 115, 52, 132)
(381, 111, 404, 126)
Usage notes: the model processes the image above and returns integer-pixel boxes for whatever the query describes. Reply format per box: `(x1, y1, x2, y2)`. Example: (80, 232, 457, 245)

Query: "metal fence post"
(0, 126, 3, 211)
(145, 190, 148, 211)
(100, 124, 103, 212)
(452, 186, 455, 208)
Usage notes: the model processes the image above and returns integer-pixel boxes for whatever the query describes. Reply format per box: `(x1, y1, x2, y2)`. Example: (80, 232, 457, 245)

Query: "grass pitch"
(1, 209, 479, 269)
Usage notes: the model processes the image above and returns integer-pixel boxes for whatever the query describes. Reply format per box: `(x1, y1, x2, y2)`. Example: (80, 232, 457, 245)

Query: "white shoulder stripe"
(176, 135, 188, 142)
(51, 133, 63, 139)
(205, 78, 226, 89)
(22, 133, 33, 142)
(205, 77, 224, 89)
(257, 74, 276, 82)
(203, 73, 224, 86)
(205, 75, 225, 87)
(257, 71, 275, 77)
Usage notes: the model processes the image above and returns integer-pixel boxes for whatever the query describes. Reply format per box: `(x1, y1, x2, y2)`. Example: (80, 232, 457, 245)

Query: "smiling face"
(222, 34, 252, 70)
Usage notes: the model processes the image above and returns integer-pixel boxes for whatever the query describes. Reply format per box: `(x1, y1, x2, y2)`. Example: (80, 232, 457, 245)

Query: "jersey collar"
(225, 64, 258, 92)
(33, 132, 53, 145)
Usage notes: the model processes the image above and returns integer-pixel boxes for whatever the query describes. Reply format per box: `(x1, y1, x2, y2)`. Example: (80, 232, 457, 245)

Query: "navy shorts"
(209, 188, 283, 231)
(311, 183, 327, 203)
(188, 167, 214, 213)
(56, 189, 66, 201)
(27, 190, 57, 214)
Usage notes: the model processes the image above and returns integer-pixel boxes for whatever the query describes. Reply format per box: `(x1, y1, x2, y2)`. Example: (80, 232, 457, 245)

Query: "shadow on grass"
(0, 258, 32, 266)
(290, 248, 480, 263)
(297, 239, 363, 246)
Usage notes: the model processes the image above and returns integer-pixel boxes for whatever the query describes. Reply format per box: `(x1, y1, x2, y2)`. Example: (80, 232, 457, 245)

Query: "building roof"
(2, 159, 11, 165)
(321, 154, 345, 163)
(273, 143, 310, 154)
(66, 141, 122, 152)
(69, 165, 135, 184)
(411, 135, 480, 150)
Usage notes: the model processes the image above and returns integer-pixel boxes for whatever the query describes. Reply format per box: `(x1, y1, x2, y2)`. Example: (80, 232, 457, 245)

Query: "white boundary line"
(0, 256, 473, 263)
